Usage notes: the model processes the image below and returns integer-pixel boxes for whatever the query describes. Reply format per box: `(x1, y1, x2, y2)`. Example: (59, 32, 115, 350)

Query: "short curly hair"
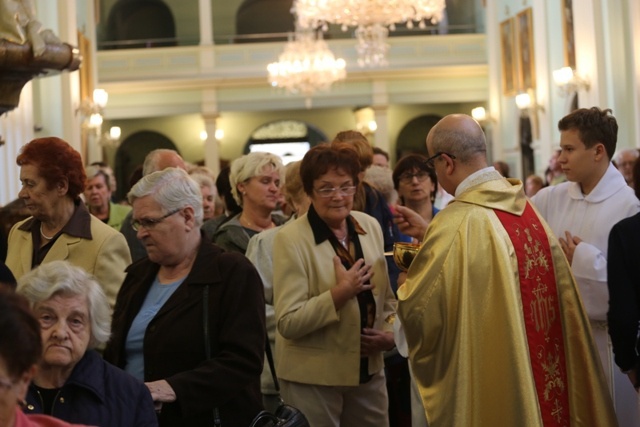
(300, 144, 361, 196)
(17, 137, 86, 199)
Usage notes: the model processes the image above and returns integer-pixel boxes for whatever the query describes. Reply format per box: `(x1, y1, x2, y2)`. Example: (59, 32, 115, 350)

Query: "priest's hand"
(559, 231, 582, 264)
(360, 328, 395, 356)
(393, 205, 428, 240)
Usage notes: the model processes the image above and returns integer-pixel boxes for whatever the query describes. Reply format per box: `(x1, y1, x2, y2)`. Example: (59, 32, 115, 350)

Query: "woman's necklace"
(40, 224, 55, 240)
(338, 235, 349, 248)
(240, 215, 274, 232)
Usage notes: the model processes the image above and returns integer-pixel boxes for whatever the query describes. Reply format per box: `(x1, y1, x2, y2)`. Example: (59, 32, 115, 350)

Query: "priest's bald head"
(425, 114, 488, 195)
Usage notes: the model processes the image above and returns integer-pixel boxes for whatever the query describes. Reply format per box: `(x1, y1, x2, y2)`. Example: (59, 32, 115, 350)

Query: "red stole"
(494, 202, 570, 426)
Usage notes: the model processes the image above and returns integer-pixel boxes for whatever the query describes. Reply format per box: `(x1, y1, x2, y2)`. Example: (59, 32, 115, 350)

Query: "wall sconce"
(79, 89, 109, 133)
(515, 92, 544, 116)
(552, 67, 590, 97)
(471, 107, 496, 125)
(99, 126, 122, 148)
(354, 107, 376, 138)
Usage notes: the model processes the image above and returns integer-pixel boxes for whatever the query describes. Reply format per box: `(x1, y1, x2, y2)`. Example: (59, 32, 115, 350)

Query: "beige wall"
(104, 101, 483, 172)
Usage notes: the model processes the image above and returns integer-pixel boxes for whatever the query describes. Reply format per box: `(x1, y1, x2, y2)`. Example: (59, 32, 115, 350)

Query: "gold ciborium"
(393, 242, 421, 272)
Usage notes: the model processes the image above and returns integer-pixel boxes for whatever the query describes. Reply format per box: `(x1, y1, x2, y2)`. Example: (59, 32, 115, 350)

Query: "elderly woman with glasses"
(273, 144, 396, 427)
(16, 261, 157, 427)
(103, 168, 266, 427)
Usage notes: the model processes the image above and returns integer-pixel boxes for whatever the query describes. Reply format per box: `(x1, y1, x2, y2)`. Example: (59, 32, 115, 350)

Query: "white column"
(371, 81, 390, 155)
(57, 0, 82, 154)
(203, 114, 221, 177)
(0, 84, 34, 205)
(202, 89, 220, 176)
(632, 0, 640, 147)
(199, 0, 214, 46)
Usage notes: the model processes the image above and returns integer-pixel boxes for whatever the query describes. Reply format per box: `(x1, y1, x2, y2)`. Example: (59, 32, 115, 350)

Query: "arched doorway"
(243, 120, 328, 164)
(114, 130, 179, 201)
(395, 114, 442, 160)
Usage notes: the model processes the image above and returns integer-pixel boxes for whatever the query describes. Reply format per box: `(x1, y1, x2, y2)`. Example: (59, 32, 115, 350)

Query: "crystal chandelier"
(267, 29, 346, 108)
(293, 0, 446, 67)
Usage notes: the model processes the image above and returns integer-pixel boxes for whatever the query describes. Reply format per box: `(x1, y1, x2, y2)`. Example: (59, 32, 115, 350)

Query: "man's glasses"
(131, 208, 181, 231)
(399, 171, 430, 184)
(314, 186, 357, 198)
(425, 152, 456, 168)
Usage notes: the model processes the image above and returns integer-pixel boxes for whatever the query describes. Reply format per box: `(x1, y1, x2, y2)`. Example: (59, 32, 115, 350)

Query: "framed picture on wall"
(516, 8, 536, 91)
(500, 17, 517, 96)
(78, 30, 93, 104)
(562, 0, 576, 69)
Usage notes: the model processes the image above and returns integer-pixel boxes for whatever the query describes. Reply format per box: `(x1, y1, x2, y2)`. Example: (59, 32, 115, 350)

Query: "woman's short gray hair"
(16, 261, 111, 348)
(128, 167, 204, 227)
(84, 165, 112, 191)
(190, 172, 217, 197)
(230, 152, 284, 206)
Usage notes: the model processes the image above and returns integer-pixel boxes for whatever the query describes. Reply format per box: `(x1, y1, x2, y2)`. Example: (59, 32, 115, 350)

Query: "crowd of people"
(0, 106, 639, 426)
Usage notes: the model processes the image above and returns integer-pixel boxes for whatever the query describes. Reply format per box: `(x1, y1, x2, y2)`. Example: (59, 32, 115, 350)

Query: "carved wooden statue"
(0, 0, 80, 114)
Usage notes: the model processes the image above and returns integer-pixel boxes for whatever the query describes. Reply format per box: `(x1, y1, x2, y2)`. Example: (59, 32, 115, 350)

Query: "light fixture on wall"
(99, 126, 122, 148)
(515, 92, 544, 116)
(515, 91, 543, 140)
(552, 67, 590, 97)
(293, 0, 446, 67)
(78, 89, 109, 134)
(471, 106, 496, 124)
(267, 28, 346, 108)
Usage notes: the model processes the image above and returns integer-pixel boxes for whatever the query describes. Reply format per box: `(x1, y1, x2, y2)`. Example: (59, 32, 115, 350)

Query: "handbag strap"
(264, 334, 280, 392)
(203, 286, 222, 427)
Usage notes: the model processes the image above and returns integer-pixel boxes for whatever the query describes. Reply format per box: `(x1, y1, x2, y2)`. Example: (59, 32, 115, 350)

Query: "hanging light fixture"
(293, 0, 446, 67)
(267, 29, 347, 108)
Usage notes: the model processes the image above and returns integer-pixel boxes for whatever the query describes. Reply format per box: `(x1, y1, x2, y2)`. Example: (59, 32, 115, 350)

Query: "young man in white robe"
(532, 106, 640, 426)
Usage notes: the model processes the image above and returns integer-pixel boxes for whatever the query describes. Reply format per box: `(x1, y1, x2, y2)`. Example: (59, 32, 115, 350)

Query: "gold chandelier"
(267, 29, 347, 108)
(293, 0, 446, 67)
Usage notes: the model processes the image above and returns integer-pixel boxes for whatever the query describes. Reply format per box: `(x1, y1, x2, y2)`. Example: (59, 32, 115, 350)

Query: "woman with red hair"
(5, 137, 131, 307)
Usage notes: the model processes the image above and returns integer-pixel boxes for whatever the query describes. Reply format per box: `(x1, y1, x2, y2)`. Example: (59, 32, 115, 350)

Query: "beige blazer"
(6, 215, 132, 307)
(273, 210, 397, 386)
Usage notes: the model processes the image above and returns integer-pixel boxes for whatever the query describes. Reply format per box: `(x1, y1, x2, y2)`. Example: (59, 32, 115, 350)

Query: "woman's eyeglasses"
(399, 172, 430, 184)
(315, 186, 357, 198)
(131, 208, 181, 231)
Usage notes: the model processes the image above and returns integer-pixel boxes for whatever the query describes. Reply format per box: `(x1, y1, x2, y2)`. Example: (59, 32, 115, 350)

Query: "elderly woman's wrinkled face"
(237, 167, 281, 211)
(132, 195, 185, 265)
(311, 167, 355, 228)
(84, 174, 111, 212)
(34, 294, 91, 371)
(201, 185, 216, 221)
(18, 164, 63, 220)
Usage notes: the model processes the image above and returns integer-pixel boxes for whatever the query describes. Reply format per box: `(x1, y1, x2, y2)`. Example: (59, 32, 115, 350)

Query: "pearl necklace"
(40, 224, 55, 240)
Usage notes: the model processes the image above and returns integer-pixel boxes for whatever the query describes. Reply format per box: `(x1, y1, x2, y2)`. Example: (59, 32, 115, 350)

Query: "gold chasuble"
(397, 174, 617, 427)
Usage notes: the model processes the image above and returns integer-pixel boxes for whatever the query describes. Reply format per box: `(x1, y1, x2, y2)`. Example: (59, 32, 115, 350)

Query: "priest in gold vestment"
(396, 114, 617, 426)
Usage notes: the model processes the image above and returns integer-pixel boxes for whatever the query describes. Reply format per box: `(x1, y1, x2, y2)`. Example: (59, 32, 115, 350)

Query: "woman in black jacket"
(104, 167, 265, 426)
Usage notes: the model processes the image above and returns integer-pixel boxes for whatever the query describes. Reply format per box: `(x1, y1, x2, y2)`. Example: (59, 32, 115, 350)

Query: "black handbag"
(203, 286, 310, 427)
